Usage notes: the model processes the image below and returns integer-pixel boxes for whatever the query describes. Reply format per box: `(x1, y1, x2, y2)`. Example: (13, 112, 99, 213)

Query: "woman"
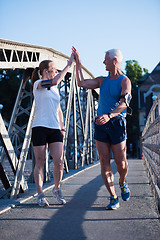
(31, 53, 74, 207)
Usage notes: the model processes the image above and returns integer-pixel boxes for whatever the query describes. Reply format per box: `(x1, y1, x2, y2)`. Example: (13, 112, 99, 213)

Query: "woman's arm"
(51, 54, 74, 86)
(37, 54, 74, 89)
(57, 105, 65, 138)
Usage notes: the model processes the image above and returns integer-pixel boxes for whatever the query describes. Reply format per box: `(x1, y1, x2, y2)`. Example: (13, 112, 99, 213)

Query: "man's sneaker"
(106, 195, 120, 210)
(52, 187, 66, 204)
(37, 193, 49, 207)
(120, 182, 130, 201)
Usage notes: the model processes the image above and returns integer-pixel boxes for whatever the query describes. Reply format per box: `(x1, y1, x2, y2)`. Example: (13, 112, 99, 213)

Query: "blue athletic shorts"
(94, 115, 127, 145)
(32, 127, 63, 146)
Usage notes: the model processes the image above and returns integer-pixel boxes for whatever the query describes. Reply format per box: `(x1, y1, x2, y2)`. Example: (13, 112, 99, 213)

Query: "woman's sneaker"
(106, 195, 120, 210)
(120, 182, 130, 201)
(52, 187, 66, 204)
(37, 193, 49, 207)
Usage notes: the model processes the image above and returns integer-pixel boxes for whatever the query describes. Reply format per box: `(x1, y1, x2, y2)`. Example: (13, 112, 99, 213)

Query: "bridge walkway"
(0, 158, 160, 240)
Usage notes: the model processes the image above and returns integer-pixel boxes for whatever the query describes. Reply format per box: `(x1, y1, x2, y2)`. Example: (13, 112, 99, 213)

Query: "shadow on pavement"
(40, 174, 102, 240)
(40, 161, 118, 240)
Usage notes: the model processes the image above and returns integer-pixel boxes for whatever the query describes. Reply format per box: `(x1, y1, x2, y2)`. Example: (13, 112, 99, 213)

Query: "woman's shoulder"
(33, 79, 41, 89)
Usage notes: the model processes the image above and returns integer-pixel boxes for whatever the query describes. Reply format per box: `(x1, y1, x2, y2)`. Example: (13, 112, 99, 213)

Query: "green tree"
(125, 60, 148, 158)
(126, 60, 143, 87)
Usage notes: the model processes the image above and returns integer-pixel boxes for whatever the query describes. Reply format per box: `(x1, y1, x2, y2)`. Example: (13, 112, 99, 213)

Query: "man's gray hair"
(106, 49, 123, 63)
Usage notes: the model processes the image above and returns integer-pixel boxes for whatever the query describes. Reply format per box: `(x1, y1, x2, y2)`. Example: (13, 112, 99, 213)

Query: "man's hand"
(95, 114, 110, 125)
(72, 46, 81, 66)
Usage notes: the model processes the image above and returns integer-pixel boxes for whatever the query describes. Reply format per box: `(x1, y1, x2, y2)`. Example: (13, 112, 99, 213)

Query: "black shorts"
(94, 115, 127, 145)
(32, 127, 63, 146)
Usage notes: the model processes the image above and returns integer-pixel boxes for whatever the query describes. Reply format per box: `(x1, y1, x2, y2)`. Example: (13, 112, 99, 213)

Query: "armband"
(119, 93, 132, 107)
(41, 79, 52, 89)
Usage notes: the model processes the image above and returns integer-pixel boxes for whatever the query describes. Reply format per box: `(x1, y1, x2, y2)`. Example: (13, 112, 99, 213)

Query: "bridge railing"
(142, 93, 160, 211)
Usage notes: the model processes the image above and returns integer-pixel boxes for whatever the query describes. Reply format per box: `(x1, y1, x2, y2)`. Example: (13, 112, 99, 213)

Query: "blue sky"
(0, 0, 160, 77)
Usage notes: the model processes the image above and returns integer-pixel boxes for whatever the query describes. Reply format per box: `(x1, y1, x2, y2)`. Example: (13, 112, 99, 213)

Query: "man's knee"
(100, 157, 112, 173)
(100, 153, 110, 163)
(117, 159, 128, 171)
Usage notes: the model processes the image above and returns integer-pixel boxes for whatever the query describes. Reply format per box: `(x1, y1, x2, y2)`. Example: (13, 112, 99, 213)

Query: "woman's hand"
(61, 129, 65, 139)
(67, 53, 74, 67)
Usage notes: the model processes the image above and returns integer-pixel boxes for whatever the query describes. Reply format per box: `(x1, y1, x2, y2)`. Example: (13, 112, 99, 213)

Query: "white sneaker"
(52, 187, 66, 204)
(37, 193, 49, 207)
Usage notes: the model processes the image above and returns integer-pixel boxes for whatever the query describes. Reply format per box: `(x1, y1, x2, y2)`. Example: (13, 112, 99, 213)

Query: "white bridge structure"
(0, 39, 99, 199)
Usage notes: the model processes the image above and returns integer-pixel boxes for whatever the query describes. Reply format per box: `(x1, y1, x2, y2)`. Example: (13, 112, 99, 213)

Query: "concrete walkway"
(0, 159, 160, 240)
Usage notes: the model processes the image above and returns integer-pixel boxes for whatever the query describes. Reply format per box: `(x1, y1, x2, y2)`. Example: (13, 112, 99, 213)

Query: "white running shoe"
(37, 193, 49, 207)
(52, 187, 66, 204)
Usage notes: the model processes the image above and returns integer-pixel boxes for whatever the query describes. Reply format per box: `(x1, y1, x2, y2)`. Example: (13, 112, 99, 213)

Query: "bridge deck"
(0, 158, 160, 240)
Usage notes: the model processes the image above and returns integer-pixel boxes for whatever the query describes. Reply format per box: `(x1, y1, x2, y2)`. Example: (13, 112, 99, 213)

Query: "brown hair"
(31, 60, 53, 86)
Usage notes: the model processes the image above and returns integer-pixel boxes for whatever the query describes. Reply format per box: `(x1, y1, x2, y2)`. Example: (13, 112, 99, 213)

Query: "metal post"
(10, 101, 35, 198)
(73, 79, 78, 169)
(63, 66, 76, 172)
(82, 90, 92, 167)
(89, 98, 93, 163)
(44, 147, 50, 183)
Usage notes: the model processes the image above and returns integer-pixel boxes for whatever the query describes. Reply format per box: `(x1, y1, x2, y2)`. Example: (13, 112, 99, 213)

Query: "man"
(72, 46, 131, 210)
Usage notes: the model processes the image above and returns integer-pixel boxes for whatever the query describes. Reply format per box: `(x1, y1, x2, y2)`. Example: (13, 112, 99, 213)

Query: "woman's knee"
(35, 156, 46, 169)
(54, 158, 63, 169)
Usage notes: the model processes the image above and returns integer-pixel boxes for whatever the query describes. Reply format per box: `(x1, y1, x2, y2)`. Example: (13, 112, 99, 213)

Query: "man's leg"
(96, 140, 120, 209)
(95, 140, 117, 196)
(111, 140, 128, 185)
(112, 140, 130, 201)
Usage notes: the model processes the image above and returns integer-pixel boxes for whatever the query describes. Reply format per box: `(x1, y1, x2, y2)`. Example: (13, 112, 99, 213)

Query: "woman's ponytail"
(31, 67, 40, 86)
(31, 60, 53, 86)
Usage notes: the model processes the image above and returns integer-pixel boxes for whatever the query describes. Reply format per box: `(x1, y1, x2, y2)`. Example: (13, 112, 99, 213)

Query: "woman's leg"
(49, 142, 63, 190)
(33, 145, 46, 194)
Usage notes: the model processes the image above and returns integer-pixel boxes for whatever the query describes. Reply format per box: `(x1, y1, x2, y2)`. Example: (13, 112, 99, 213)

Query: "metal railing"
(142, 94, 160, 211)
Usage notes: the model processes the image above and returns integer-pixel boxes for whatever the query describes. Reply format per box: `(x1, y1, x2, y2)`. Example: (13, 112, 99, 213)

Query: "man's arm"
(76, 66, 104, 89)
(72, 46, 104, 89)
(110, 76, 132, 116)
(120, 76, 132, 97)
(96, 76, 132, 125)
